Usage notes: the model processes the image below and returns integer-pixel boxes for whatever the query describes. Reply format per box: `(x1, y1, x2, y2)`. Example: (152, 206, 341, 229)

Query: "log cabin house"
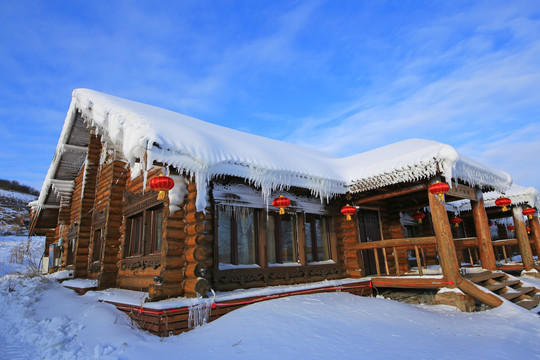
(29, 89, 540, 320)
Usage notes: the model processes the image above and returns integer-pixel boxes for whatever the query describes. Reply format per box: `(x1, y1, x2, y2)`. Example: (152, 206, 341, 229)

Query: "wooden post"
(530, 215, 540, 258)
(427, 183, 461, 283)
(393, 247, 400, 276)
(513, 206, 535, 269)
(502, 246, 508, 263)
(382, 248, 390, 275)
(414, 245, 423, 276)
(471, 192, 497, 270)
(373, 248, 381, 277)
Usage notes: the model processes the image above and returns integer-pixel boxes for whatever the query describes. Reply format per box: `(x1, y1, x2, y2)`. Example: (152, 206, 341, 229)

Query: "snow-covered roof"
(484, 184, 540, 210)
(33, 89, 513, 213)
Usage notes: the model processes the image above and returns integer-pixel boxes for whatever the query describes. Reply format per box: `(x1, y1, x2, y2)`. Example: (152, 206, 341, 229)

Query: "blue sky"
(1, 1, 539, 192)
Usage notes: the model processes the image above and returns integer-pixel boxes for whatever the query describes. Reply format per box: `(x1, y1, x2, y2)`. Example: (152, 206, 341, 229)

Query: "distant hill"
(0, 179, 39, 196)
(0, 187, 37, 235)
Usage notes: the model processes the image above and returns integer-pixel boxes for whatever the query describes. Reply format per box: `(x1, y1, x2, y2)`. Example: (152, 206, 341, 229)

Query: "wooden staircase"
(465, 271, 540, 310)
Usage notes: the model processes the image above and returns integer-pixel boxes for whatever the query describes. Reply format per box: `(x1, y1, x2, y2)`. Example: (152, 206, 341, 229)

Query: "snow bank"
(1, 275, 539, 360)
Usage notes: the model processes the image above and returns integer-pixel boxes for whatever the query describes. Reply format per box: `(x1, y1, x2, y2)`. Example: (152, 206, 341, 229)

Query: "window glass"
(267, 215, 277, 263)
(218, 208, 232, 264)
(236, 210, 256, 264)
(130, 215, 143, 256)
(280, 215, 297, 263)
(152, 209, 163, 253)
(305, 215, 331, 262)
(267, 213, 298, 263)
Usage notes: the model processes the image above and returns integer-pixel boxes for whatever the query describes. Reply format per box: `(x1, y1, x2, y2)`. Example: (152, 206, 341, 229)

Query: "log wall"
(116, 167, 164, 291)
(73, 134, 101, 278)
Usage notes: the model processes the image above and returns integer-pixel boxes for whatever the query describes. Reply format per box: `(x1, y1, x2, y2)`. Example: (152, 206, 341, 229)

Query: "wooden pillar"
(471, 191, 497, 270)
(427, 185, 461, 283)
(513, 206, 535, 269)
(530, 215, 540, 258)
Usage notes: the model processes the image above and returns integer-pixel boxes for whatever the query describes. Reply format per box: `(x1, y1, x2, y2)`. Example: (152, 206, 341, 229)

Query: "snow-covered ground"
(0, 235, 43, 276)
(1, 235, 539, 360)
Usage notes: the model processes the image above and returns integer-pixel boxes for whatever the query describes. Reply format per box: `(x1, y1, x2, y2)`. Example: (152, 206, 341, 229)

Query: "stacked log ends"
(183, 181, 213, 298)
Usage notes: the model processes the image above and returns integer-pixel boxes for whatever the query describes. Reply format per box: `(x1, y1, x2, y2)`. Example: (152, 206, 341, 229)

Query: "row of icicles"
(149, 175, 536, 224)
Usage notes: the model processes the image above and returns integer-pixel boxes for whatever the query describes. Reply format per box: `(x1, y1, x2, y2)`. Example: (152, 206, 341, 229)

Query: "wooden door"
(357, 209, 382, 276)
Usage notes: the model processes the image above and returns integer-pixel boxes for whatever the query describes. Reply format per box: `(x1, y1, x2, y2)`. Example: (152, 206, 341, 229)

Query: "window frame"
(304, 214, 331, 263)
(267, 212, 299, 264)
(216, 206, 260, 266)
(125, 205, 163, 258)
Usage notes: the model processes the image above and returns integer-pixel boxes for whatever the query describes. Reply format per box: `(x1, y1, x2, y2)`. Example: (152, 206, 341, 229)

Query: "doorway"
(357, 209, 382, 276)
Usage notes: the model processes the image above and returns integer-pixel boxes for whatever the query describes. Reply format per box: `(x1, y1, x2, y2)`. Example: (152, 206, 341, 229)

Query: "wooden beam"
(354, 184, 427, 205)
(471, 193, 497, 270)
(350, 236, 437, 250)
(529, 215, 540, 257)
(427, 183, 461, 283)
(513, 206, 535, 269)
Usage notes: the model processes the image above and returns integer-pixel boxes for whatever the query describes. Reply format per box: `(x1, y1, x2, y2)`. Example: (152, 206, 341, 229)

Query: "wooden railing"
(349, 236, 437, 277)
(348, 236, 485, 277)
(491, 238, 518, 263)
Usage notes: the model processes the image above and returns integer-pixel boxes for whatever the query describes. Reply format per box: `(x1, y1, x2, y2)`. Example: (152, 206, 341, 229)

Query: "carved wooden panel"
(123, 190, 161, 217)
(214, 264, 340, 288)
(120, 255, 162, 271)
(92, 208, 107, 228)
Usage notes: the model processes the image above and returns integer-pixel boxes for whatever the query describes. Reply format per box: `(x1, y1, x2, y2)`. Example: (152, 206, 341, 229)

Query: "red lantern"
(526, 226, 531, 234)
(412, 211, 425, 224)
(341, 205, 356, 221)
(488, 221, 493, 227)
(495, 196, 511, 212)
(272, 195, 290, 215)
(450, 216, 462, 228)
(149, 174, 175, 200)
(429, 181, 450, 201)
(507, 225, 515, 231)
(522, 207, 536, 220)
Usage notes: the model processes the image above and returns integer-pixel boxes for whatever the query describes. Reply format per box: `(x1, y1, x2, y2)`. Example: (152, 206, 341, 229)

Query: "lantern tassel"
(158, 191, 166, 200)
(346, 214, 352, 221)
(438, 194, 444, 202)
(418, 219, 422, 224)
(279, 208, 285, 215)
(502, 206, 507, 212)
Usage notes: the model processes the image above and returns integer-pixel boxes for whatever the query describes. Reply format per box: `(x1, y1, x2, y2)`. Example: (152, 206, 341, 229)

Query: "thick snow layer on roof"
(484, 184, 540, 210)
(337, 139, 511, 193)
(35, 89, 512, 211)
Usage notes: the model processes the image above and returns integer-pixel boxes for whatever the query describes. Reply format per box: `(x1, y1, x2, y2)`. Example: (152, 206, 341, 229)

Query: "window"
(92, 229, 103, 262)
(217, 207, 258, 265)
(267, 213, 298, 264)
(305, 215, 331, 262)
(125, 206, 163, 257)
(151, 208, 163, 253)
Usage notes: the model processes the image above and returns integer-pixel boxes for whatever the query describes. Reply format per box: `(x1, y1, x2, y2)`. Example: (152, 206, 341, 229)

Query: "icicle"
(187, 298, 212, 329)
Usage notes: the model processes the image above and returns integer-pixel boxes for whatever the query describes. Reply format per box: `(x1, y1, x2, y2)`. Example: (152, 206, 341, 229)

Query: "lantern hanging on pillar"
(495, 196, 511, 212)
(507, 224, 515, 231)
(412, 211, 425, 224)
(522, 207, 536, 220)
(341, 205, 357, 221)
(429, 181, 450, 202)
(272, 195, 290, 215)
(526, 226, 531, 234)
(450, 216, 462, 228)
(488, 220, 493, 227)
(149, 174, 175, 200)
